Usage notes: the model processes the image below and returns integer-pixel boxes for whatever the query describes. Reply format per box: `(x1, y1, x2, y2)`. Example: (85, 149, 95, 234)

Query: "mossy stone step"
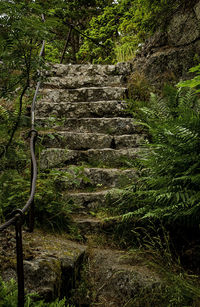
(40, 132, 144, 150)
(43, 75, 125, 89)
(40, 148, 140, 169)
(63, 189, 124, 213)
(40, 87, 127, 103)
(37, 118, 144, 135)
(47, 62, 132, 78)
(35, 100, 129, 118)
(72, 215, 108, 234)
(44, 167, 137, 190)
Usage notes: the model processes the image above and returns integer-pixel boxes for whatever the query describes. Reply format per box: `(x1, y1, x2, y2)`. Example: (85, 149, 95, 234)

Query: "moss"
(40, 258, 62, 298)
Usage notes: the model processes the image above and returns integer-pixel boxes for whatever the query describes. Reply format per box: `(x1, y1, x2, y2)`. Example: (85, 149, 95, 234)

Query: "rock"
(1, 230, 86, 301)
(47, 63, 128, 78)
(23, 257, 62, 301)
(39, 166, 137, 189)
(43, 74, 124, 89)
(73, 216, 103, 234)
(73, 248, 162, 306)
(194, 1, 200, 20)
(40, 131, 144, 150)
(63, 189, 124, 213)
(37, 117, 143, 135)
(40, 148, 140, 169)
(133, 2, 200, 87)
(40, 87, 127, 103)
(167, 11, 199, 46)
(35, 100, 129, 118)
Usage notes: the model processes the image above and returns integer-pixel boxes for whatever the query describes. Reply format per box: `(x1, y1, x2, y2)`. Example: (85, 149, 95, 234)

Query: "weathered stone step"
(40, 87, 127, 103)
(73, 216, 104, 234)
(35, 100, 129, 118)
(63, 189, 124, 213)
(37, 118, 143, 135)
(43, 75, 125, 89)
(72, 215, 119, 235)
(40, 132, 144, 150)
(47, 62, 132, 78)
(44, 167, 136, 189)
(7, 230, 86, 301)
(86, 248, 162, 306)
(40, 148, 140, 169)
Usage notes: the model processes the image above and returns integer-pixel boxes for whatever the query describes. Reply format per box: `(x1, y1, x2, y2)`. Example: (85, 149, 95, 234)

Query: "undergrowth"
(0, 277, 71, 307)
(110, 86, 200, 229)
(126, 223, 200, 306)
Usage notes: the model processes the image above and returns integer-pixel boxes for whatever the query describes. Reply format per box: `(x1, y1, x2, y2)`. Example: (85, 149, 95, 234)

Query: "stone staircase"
(36, 63, 143, 234)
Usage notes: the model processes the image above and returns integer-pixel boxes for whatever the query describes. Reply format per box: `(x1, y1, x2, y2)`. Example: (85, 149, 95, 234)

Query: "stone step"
(43, 75, 125, 89)
(73, 216, 103, 234)
(72, 215, 117, 235)
(40, 87, 127, 103)
(35, 100, 129, 118)
(47, 62, 132, 78)
(45, 167, 137, 189)
(40, 132, 144, 150)
(37, 118, 143, 135)
(40, 148, 140, 169)
(63, 189, 124, 213)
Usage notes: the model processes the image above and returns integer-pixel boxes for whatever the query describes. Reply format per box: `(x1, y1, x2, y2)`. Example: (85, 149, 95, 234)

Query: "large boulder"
(132, 1, 200, 87)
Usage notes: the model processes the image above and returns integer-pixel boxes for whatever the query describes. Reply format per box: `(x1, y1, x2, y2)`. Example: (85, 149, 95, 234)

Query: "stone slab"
(35, 100, 128, 118)
(47, 63, 132, 78)
(40, 87, 127, 103)
(43, 75, 125, 89)
(63, 189, 124, 212)
(40, 132, 145, 150)
(37, 118, 144, 135)
(40, 148, 140, 169)
(40, 166, 137, 189)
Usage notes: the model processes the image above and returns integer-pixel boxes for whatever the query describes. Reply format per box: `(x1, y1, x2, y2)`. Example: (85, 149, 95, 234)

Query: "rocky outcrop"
(0, 229, 86, 301)
(133, 1, 200, 86)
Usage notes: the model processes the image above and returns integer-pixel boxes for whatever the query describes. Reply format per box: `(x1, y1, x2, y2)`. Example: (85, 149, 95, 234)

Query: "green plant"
(116, 86, 200, 229)
(0, 168, 73, 231)
(78, 0, 191, 64)
(127, 71, 151, 102)
(123, 223, 200, 306)
(0, 276, 70, 306)
(114, 40, 137, 63)
(178, 64, 200, 93)
(0, 278, 69, 307)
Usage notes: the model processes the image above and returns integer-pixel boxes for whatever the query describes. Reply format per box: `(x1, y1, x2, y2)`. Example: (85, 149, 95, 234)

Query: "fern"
(0, 105, 9, 122)
(120, 87, 200, 228)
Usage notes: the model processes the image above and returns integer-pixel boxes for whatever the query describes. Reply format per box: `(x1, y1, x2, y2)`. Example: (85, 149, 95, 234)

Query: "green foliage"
(0, 278, 18, 307)
(0, 277, 69, 306)
(127, 71, 151, 103)
(178, 64, 200, 93)
(0, 168, 74, 231)
(0, 0, 47, 97)
(78, 0, 190, 63)
(77, 4, 120, 64)
(117, 86, 200, 228)
(45, 43, 61, 64)
(128, 223, 200, 306)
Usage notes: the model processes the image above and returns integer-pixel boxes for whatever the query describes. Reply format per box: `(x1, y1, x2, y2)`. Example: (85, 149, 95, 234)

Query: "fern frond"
(0, 105, 9, 122)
